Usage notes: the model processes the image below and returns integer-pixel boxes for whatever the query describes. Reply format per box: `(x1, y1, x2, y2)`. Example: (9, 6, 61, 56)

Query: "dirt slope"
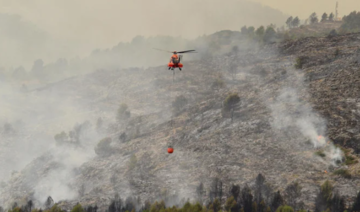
(2, 33, 360, 211)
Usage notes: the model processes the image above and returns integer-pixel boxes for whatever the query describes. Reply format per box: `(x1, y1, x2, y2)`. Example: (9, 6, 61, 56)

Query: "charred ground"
(1, 31, 360, 211)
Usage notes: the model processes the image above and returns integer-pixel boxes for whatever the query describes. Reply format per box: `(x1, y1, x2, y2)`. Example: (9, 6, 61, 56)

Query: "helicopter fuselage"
(168, 54, 183, 70)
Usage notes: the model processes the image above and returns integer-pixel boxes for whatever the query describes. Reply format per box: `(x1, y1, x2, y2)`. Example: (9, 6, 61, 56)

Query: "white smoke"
(268, 71, 344, 165)
(33, 145, 97, 205)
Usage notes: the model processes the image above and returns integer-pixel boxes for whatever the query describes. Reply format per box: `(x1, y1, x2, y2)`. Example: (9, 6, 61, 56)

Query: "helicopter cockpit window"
(172, 57, 179, 63)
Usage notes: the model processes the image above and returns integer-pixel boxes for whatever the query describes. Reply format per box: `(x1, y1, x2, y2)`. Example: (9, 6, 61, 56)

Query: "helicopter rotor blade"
(177, 50, 196, 54)
(153, 48, 173, 53)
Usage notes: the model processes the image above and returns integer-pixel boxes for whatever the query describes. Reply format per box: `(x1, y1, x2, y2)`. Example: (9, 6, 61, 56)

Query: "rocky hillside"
(1, 32, 360, 211)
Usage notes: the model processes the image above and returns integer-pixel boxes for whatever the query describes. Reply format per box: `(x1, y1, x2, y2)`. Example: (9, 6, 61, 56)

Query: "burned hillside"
(1, 32, 360, 211)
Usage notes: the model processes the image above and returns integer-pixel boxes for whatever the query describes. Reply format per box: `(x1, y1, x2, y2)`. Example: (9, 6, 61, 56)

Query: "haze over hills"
(2, 1, 360, 212)
(0, 0, 288, 70)
(1, 30, 360, 211)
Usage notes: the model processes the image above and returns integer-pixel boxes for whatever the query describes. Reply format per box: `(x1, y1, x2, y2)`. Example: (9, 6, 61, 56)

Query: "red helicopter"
(154, 48, 196, 71)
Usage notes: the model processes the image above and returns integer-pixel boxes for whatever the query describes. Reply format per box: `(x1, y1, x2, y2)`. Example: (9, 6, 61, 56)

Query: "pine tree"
(310, 13, 319, 24)
(265, 206, 271, 212)
(351, 191, 360, 212)
(286, 16, 293, 28)
(258, 200, 266, 212)
(331, 192, 345, 212)
(45, 196, 54, 209)
(291, 17, 300, 28)
(315, 181, 333, 212)
(252, 202, 258, 212)
(209, 178, 223, 202)
(209, 198, 221, 212)
(284, 182, 301, 210)
(241, 26, 248, 35)
(225, 196, 237, 212)
(230, 184, 241, 201)
(241, 185, 253, 212)
(321, 13, 328, 22)
(270, 191, 284, 212)
(255, 174, 265, 205)
(196, 182, 205, 203)
(275, 205, 294, 212)
(263, 26, 277, 44)
(255, 26, 265, 41)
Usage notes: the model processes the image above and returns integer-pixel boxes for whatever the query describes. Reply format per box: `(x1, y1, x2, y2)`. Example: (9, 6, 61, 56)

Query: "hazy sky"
(0, 0, 286, 50)
(253, 0, 360, 20)
(0, 0, 358, 64)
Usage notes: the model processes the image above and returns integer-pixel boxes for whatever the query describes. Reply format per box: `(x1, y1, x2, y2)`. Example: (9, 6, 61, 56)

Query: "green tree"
(252, 202, 257, 212)
(286, 16, 293, 28)
(128, 154, 137, 170)
(331, 193, 345, 212)
(351, 191, 360, 212)
(241, 185, 253, 212)
(329, 13, 334, 21)
(258, 201, 266, 212)
(255, 26, 265, 40)
(341, 11, 360, 32)
(294, 57, 305, 69)
(222, 93, 240, 119)
(315, 180, 333, 212)
(223, 93, 240, 112)
(196, 182, 205, 203)
(241, 26, 248, 35)
(310, 12, 319, 24)
(284, 182, 301, 210)
(247, 26, 255, 37)
(321, 13, 328, 22)
(321, 181, 333, 203)
(225, 196, 237, 212)
(265, 206, 271, 212)
(328, 29, 338, 38)
(209, 199, 221, 212)
(255, 174, 265, 205)
(191, 202, 203, 212)
(263, 26, 277, 43)
(54, 131, 68, 146)
(291, 17, 300, 28)
(8, 208, 21, 212)
(270, 191, 284, 212)
(71, 204, 85, 212)
(117, 103, 131, 122)
(94, 137, 113, 157)
(230, 184, 241, 201)
(47, 204, 66, 212)
(209, 178, 223, 202)
(275, 205, 294, 212)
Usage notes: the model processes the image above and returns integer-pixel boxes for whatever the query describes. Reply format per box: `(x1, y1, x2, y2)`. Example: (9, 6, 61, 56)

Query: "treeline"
(284, 11, 360, 33)
(284, 12, 336, 28)
(239, 10, 360, 45)
(4, 10, 360, 87)
(340, 11, 360, 32)
(4, 174, 360, 212)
